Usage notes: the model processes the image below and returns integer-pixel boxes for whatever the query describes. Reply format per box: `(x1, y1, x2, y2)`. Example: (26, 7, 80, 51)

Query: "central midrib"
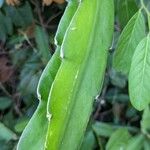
(59, 0, 105, 149)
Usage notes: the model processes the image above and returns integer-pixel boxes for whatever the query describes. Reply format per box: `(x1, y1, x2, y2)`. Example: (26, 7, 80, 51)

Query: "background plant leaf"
(113, 10, 146, 75)
(141, 106, 150, 135)
(116, 0, 138, 28)
(0, 97, 12, 110)
(35, 26, 51, 63)
(106, 128, 131, 150)
(126, 134, 144, 150)
(129, 35, 150, 110)
(0, 122, 17, 141)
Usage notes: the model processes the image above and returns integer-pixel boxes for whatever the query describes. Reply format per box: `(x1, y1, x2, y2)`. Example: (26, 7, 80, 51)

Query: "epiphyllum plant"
(17, 0, 114, 149)
(17, 0, 150, 149)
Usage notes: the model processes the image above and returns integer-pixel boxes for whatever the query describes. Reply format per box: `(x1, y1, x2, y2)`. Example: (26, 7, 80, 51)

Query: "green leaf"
(14, 118, 29, 133)
(18, 71, 40, 96)
(27, 72, 41, 94)
(113, 10, 146, 75)
(109, 68, 126, 88)
(92, 122, 115, 137)
(2, 110, 16, 129)
(80, 131, 96, 150)
(4, 16, 13, 35)
(0, 12, 7, 41)
(129, 35, 150, 110)
(106, 128, 131, 150)
(0, 97, 12, 110)
(35, 26, 51, 63)
(141, 106, 150, 135)
(0, 11, 13, 41)
(144, 140, 150, 150)
(126, 134, 144, 150)
(45, 0, 114, 149)
(17, 53, 42, 96)
(7, 35, 25, 48)
(55, 0, 79, 46)
(126, 107, 138, 118)
(117, 0, 138, 28)
(18, 2, 33, 26)
(37, 49, 61, 102)
(17, 104, 48, 150)
(10, 48, 31, 67)
(0, 122, 17, 141)
(4, 2, 33, 27)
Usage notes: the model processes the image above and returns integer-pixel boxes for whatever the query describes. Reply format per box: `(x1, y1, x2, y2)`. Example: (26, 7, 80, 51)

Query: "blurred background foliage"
(0, 0, 150, 149)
